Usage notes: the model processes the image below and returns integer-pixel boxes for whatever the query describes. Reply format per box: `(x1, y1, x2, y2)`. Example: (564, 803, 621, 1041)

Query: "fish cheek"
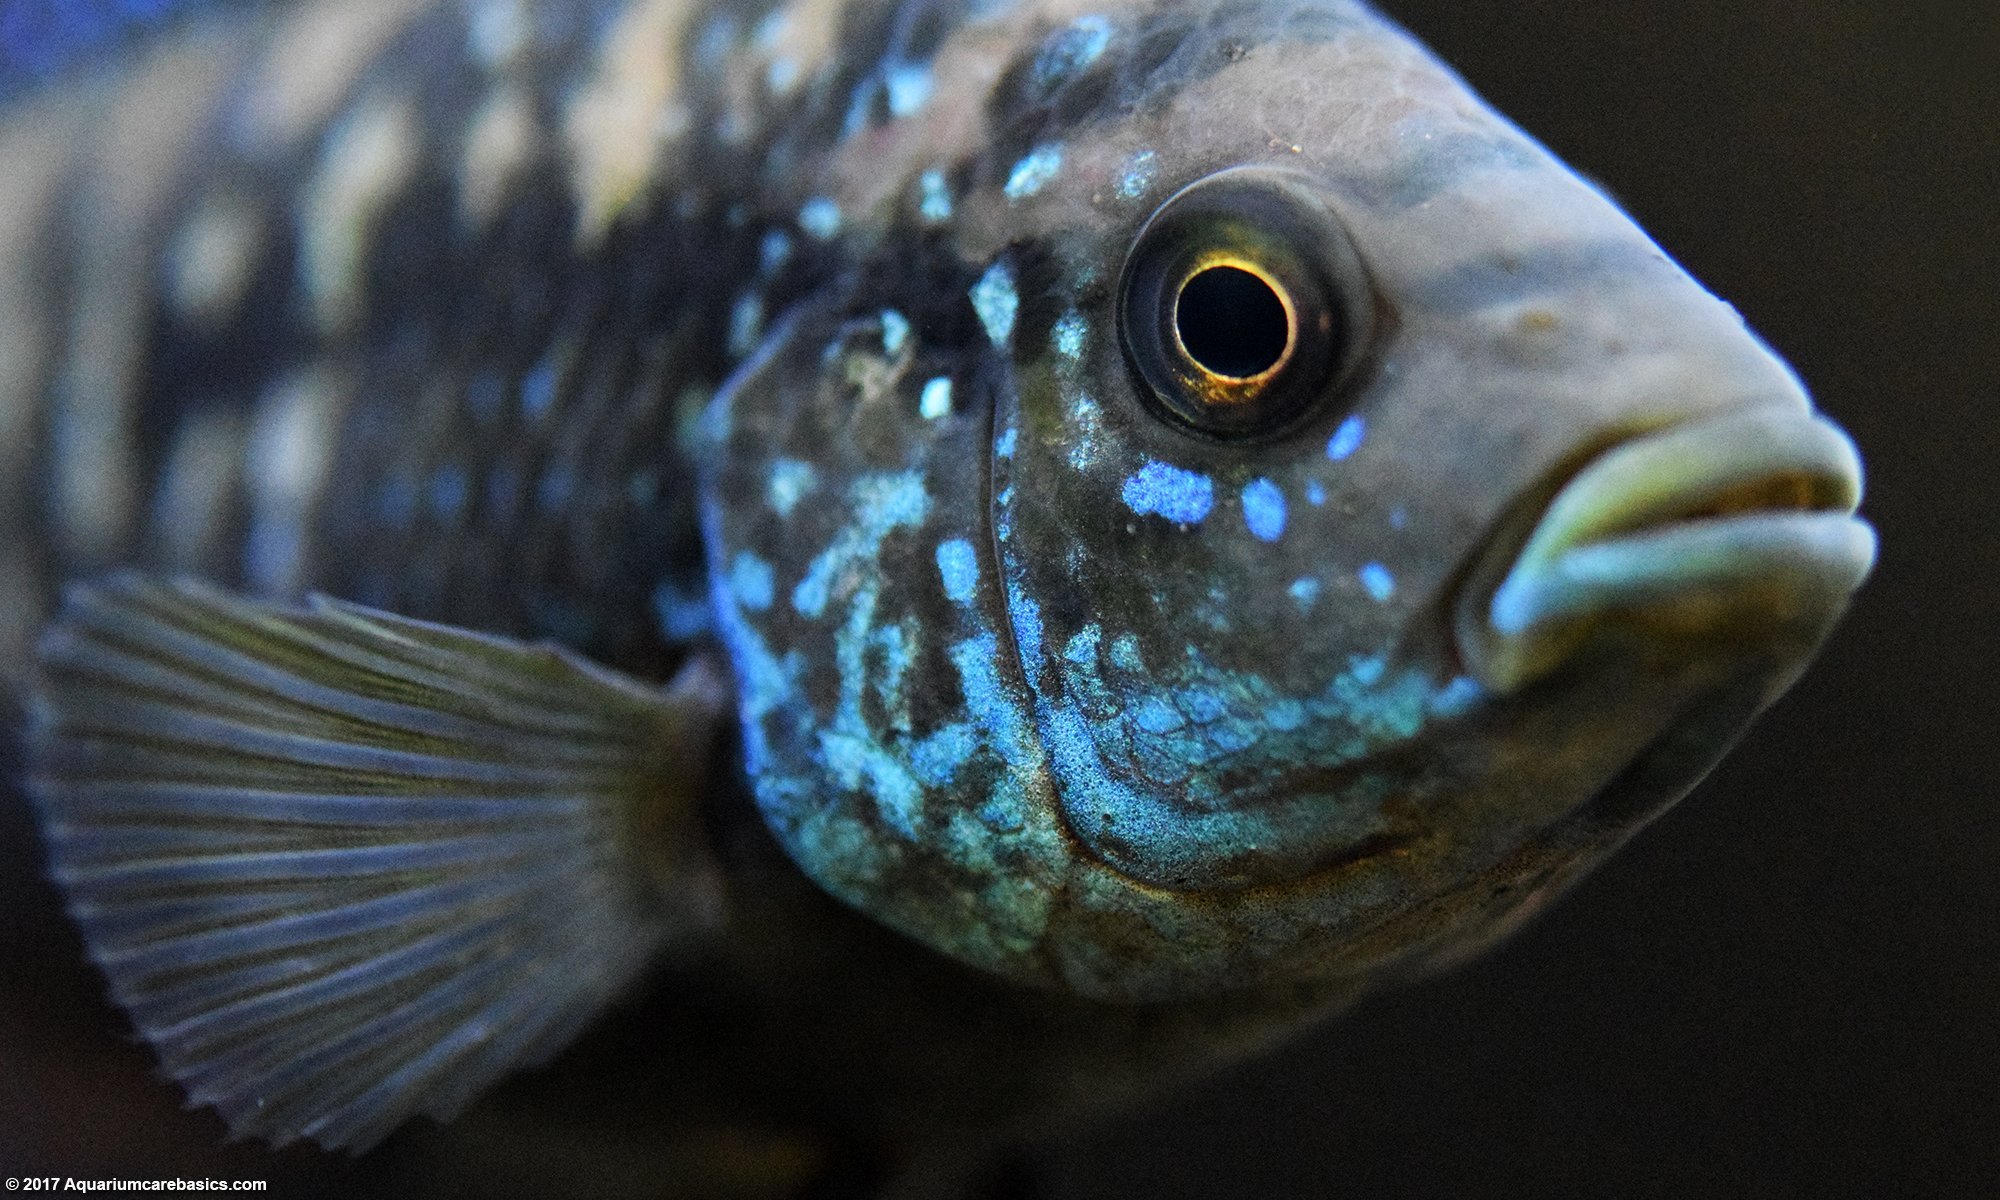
(699, 296, 1080, 984)
(989, 319, 1439, 896)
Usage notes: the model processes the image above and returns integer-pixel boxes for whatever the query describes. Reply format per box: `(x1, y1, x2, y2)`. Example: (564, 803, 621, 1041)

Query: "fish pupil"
(1175, 265, 1290, 380)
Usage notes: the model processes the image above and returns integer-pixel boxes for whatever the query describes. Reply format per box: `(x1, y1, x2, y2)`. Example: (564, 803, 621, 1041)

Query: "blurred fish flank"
(0, 0, 1874, 1179)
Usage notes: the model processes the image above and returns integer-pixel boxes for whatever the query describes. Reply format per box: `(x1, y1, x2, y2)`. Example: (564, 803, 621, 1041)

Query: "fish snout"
(1456, 404, 1877, 694)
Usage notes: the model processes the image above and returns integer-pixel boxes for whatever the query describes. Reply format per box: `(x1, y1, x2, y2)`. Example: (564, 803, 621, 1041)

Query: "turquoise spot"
(799, 197, 841, 239)
(1390, 505, 1409, 530)
(819, 729, 922, 839)
(1289, 577, 1322, 607)
(919, 169, 953, 223)
(1118, 148, 1156, 199)
(1241, 477, 1287, 542)
(730, 551, 774, 611)
(995, 426, 1018, 458)
(791, 472, 929, 619)
(1108, 632, 1144, 673)
(1032, 15, 1111, 88)
(872, 623, 915, 701)
(884, 63, 934, 116)
(1359, 561, 1396, 602)
(767, 458, 815, 516)
(970, 260, 1018, 347)
(1327, 414, 1366, 461)
(1051, 310, 1087, 359)
(880, 309, 910, 356)
(1210, 722, 1256, 754)
(936, 538, 979, 605)
(910, 722, 977, 787)
(1004, 144, 1062, 200)
(1181, 687, 1226, 723)
(1265, 699, 1307, 732)
(1132, 696, 1185, 735)
(759, 229, 792, 273)
(1063, 625, 1100, 667)
(1122, 461, 1214, 524)
(920, 376, 953, 420)
(1306, 480, 1327, 506)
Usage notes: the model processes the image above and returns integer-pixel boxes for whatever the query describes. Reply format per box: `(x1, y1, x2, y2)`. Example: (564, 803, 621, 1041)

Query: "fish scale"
(0, 0, 1872, 1187)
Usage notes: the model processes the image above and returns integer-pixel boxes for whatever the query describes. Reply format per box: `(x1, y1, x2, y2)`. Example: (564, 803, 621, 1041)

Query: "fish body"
(0, 0, 1874, 1183)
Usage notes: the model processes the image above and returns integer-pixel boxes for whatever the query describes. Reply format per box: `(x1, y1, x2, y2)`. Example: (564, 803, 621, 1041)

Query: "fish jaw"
(1455, 403, 1876, 697)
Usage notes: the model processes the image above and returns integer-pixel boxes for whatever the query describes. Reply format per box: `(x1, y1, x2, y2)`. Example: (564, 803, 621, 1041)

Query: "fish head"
(701, 1, 1873, 1000)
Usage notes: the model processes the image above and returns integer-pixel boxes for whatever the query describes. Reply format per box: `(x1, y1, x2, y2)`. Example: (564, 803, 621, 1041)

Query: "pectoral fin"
(25, 574, 728, 1152)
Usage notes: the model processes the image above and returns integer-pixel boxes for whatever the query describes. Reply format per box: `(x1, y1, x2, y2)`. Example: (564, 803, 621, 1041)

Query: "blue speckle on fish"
(1051, 310, 1088, 359)
(880, 309, 911, 356)
(790, 471, 929, 620)
(1122, 461, 1214, 524)
(1327, 414, 1366, 461)
(919, 376, 954, 419)
(1241, 477, 1287, 541)
(885, 62, 934, 117)
(1005, 144, 1063, 200)
(936, 538, 981, 605)
(1119, 148, 1158, 199)
(919, 168, 954, 223)
(1033, 14, 1113, 89)
(1358, 561, 1396, 603)
(767, 457, 817, 516)
(730, 551, 776, 611)
(971, 259, 1019, 347)
(799, 196, 842, 239)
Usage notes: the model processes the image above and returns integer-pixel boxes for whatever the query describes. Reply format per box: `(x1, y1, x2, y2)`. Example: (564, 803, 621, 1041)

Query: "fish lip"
(1454, 403, 1879, 694)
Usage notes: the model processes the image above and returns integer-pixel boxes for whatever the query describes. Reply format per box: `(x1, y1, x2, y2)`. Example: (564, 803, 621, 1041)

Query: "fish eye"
(1119, 168, 1374, 439)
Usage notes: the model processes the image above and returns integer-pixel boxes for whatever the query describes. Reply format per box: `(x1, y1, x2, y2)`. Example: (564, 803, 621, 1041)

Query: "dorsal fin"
(26, 573, 728, 1151)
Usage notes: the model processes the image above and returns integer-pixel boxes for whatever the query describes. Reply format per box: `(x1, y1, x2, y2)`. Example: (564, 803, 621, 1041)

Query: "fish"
(0, 0, 1876, 1184)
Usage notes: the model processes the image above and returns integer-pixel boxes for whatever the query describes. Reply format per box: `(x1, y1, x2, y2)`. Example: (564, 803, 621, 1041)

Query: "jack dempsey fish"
(0, 0, 1875, 1181)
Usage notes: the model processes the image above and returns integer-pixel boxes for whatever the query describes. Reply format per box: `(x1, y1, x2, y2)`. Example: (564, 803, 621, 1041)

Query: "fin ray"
(28, 574, 726, 1151)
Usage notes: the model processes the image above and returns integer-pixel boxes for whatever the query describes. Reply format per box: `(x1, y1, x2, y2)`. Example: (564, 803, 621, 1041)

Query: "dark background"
(3, 2, 1993, 1197)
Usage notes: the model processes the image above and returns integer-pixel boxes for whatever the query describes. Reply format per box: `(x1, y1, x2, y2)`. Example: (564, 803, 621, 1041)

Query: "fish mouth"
(1455, 404, 1878, 694)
